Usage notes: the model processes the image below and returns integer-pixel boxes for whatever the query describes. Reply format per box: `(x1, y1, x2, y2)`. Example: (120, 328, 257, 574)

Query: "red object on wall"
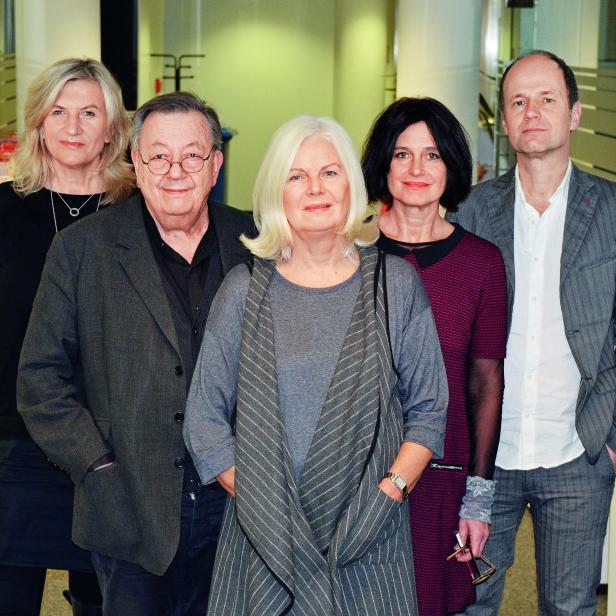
(155, 78, 162, 94)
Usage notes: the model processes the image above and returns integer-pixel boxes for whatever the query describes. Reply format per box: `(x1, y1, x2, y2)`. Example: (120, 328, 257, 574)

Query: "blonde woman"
(184, 115, 448, 615)
(0, 58, 133, 616)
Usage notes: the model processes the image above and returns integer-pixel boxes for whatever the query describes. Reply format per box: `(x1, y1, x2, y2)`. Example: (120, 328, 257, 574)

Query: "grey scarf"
(228, 246, 405, 615)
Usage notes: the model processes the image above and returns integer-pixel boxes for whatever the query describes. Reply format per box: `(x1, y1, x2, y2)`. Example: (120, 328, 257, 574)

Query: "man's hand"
(454, 518, 490, 562)
(88, 452, 115, 472)
(217, 465, 236, 497)
(607, 445, 616, 472)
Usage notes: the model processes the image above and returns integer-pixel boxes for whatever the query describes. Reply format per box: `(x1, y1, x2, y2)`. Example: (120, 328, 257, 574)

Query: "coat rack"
(150, 53, 205, 91)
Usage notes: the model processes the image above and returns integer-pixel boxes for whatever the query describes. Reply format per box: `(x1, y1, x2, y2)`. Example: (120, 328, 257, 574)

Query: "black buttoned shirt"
(143, 203, 223, 492)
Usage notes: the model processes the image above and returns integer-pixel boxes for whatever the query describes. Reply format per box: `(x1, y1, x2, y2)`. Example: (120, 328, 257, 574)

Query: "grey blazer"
(450, 165, 616, 463)
(17, 194, 254, 575)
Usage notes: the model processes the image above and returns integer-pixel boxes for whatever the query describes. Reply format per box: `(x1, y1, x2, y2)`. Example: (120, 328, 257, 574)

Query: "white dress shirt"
(496, 161, 585, 470)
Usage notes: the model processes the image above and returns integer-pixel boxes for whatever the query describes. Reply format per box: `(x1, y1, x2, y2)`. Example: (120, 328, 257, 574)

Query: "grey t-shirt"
(184, 255, 447, 486)
(270, 269, 361, 483)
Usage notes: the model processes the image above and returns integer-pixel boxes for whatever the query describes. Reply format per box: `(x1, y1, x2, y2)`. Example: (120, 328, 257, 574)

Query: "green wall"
(139, 0, 390, 211)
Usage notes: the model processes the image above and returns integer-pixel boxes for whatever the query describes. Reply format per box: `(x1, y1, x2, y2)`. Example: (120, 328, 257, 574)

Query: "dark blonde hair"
(12, 58, 134, 204)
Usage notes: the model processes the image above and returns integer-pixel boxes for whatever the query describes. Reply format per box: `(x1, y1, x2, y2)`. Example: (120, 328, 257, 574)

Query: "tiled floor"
(41, 510, 608, 615)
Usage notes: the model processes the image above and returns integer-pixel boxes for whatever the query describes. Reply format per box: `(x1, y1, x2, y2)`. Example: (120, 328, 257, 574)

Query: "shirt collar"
(141, 198, 216, 266)
(514, 159, 572, 216)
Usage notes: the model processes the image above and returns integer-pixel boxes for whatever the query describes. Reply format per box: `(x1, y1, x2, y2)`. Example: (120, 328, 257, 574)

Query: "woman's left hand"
(454, 518, 490, 562)
(377, 477, 404, 502)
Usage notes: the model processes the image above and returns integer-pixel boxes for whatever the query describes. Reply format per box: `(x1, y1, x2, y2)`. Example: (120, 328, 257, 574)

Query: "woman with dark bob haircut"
(362, 97, 508, 616)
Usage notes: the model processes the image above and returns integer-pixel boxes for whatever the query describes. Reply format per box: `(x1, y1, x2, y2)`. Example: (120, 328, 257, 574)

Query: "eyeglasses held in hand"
(139, 146, 215, 175)
(446, 531, 496, 585)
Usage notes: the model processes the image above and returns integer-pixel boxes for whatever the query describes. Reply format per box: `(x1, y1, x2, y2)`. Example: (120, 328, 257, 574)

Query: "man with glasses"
(17, 92, 254, 615)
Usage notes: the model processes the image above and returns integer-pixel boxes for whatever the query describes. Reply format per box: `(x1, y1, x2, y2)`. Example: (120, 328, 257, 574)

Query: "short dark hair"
(130, 91, 223, 151)
(499, 50, 579, 110)
(362, 97, 472, 213)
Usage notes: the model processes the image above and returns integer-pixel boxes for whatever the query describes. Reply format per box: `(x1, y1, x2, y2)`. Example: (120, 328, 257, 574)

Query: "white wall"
(15, 0, 100, 131)
(533, 0, 600, 68)
(397, 0, 482, 162)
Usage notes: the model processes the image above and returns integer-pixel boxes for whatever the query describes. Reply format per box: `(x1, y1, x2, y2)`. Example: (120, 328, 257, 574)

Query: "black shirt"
(142, 203, 224, 492)
(0, 184, 103, 439)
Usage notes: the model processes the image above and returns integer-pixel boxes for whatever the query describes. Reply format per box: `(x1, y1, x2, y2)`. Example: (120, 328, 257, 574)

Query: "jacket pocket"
(73, 461, 138, 555)
(336, 483, 402, 568)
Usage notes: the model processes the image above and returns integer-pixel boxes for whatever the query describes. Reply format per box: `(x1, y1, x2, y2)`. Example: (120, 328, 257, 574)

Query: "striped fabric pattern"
(207, 247, 418, 616)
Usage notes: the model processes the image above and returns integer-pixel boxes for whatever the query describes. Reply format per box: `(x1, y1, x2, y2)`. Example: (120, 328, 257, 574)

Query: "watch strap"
(384, 471, 409, 500)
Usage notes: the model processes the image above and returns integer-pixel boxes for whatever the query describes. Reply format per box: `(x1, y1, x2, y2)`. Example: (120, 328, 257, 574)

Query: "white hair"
(242, 115, 377, 261)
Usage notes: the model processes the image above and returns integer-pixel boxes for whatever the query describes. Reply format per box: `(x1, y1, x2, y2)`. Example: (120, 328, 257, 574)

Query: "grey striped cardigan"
(187, 248, 447, 615)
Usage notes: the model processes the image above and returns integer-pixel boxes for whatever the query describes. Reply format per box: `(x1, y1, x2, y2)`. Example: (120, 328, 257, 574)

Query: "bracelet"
(384, 471, 409, 501)
(458, 476, 495, 523)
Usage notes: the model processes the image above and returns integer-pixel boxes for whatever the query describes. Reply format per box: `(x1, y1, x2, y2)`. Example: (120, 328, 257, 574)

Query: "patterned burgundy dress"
(378, 224, 507, 615)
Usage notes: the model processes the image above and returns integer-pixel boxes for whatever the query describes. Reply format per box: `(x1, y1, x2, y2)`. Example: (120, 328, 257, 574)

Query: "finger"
(458, 523, 469, 546)
(470, 534, 482, 558)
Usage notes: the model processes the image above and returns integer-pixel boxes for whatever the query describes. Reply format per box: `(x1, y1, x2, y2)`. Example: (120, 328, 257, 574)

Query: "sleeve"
(390, 259, 448, 458)
(470, 246, 507, 358)
(467, 357, 503, 479)
(468, 246, 507, 478)
(184, 265, 249, 484)
(16, 234, 110, 485)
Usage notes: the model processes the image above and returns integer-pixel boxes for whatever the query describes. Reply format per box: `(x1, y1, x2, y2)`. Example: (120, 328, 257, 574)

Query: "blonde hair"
(242, 115, 377, 261)
(12, 58, 134, 204)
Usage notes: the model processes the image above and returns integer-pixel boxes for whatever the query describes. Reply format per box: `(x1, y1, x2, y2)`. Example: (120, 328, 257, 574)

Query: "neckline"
(377, 223, 465, 268)
(273, 266, 361, 293)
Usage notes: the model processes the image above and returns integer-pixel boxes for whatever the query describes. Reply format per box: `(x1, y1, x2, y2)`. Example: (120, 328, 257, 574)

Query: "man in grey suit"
(17, 92, 254, 615)
(450, 51, 616, 615)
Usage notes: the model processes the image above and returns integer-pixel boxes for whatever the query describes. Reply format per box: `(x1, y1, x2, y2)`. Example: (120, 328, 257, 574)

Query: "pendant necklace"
(50, 190, 103, 233)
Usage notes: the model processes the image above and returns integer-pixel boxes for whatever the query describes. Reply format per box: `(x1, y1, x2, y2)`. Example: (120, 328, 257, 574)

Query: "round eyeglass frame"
(139, 145, 215, 175)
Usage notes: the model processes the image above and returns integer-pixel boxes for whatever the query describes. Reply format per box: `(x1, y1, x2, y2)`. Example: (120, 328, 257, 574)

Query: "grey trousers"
(464, 448, 615, 616)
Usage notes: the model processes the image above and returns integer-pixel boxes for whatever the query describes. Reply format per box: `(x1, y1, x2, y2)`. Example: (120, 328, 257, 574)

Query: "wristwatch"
(384, 471, 409, 501)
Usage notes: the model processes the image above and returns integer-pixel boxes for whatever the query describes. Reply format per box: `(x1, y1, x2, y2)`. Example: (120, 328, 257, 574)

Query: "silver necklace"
(50, 190, 102, 233)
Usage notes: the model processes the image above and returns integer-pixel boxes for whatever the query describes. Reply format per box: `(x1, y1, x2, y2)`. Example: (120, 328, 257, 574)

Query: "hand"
(607, 445, 616, 472)
(217, 465, 236, 497)
(88, 452, 115, 472)
(378, 477, 403, 502)
(454, 518, 490, 562)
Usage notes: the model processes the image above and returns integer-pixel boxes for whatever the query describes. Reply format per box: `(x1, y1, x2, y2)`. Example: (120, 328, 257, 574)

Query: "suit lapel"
(485, 170, 516, 307)
(209, 201, 248, 276)
(561, 166, 596, 286)
(114, 196, 180, 354)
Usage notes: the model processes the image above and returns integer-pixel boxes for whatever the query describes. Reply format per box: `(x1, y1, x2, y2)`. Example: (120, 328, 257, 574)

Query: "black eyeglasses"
(139, 146, 215, 175)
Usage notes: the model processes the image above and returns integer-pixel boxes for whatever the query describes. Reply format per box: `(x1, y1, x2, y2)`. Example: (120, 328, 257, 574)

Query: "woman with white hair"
(184, 115, 448, 615)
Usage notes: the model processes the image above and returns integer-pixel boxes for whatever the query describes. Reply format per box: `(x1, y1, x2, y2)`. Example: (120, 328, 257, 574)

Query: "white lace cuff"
(458, 476, 496, 523)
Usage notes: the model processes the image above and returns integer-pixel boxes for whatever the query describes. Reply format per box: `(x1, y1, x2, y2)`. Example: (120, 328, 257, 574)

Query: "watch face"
(392, 475, 406, 491)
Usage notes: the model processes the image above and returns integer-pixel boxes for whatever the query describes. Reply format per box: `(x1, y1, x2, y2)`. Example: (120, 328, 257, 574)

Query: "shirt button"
(175, 365, 184, 376)
(174, 457, 185, 468)
(174, 412, 185, 423)
(192, 327, 199, 337)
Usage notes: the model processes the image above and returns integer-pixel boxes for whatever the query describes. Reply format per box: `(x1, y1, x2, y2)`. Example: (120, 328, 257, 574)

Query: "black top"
(0, 182, 103, 438)
(142, 202, 224, 492)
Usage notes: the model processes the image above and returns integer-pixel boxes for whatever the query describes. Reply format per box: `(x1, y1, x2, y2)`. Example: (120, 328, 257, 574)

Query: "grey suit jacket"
(17, 194, 254, 575)
(450, 165, 616, 463)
